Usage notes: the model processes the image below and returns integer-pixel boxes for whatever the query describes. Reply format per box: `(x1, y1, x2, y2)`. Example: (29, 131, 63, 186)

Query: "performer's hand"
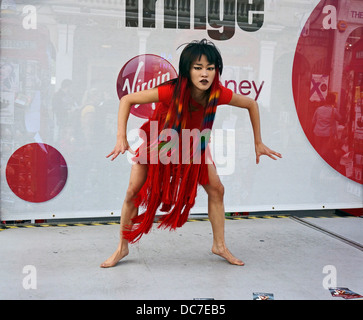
(255, 142, 282, 164)
(106, 137, 135, 161)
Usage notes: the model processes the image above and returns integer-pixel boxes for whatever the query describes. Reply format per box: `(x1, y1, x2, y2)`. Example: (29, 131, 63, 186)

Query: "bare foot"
(100, 246, 129, 268)
(212, 245, 244, 266)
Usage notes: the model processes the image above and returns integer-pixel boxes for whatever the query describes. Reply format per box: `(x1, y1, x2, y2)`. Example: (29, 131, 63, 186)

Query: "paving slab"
(0, 216, 362, 300)
(302, 216, 363, 245)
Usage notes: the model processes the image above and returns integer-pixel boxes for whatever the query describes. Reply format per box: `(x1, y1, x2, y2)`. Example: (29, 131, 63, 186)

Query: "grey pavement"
(0, 214, 362, 300)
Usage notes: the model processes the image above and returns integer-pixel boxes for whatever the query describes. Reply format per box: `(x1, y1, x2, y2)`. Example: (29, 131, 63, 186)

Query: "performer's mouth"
(200, 79, 209, 85)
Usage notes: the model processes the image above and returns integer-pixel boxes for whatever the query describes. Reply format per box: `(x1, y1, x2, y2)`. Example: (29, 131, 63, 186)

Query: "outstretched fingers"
(266, 149, 282, 160)
(256, 144, 282, 164)
(127, 146, 136, 155)
(106, 145, 135, 161)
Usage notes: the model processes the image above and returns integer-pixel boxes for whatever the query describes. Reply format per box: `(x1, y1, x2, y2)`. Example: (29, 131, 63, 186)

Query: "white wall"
(1, 0, 362, 221)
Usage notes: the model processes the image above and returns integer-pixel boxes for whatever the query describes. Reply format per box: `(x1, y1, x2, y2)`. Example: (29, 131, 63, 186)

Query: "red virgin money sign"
(116, 54, 178, 119)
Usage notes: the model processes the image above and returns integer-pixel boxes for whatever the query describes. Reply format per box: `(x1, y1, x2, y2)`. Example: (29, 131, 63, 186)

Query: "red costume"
(123, 81, 233, 243)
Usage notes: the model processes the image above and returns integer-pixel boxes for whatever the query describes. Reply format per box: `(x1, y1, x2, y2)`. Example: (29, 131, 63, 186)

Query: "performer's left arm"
(228, 93, 282, 164)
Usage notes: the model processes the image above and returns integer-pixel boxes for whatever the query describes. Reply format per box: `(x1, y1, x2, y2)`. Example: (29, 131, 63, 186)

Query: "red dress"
(124, 82, 233, 243)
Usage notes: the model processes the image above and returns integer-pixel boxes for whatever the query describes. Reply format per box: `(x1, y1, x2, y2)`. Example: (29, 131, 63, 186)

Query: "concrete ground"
(0, 213, 362, 300)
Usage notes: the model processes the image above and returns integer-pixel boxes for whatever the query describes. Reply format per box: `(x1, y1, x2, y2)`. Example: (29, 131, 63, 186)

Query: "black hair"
(162, 39, 223, 133)
(178, 39, 223, 80)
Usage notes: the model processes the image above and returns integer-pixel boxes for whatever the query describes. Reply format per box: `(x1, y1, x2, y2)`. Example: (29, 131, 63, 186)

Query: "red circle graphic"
(116, 54, 178, 119)
(292, 1, 363, 184)
(6, 143, 68, 203)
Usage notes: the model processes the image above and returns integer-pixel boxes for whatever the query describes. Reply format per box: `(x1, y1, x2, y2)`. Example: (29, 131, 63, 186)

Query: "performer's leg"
(100, 163, 148, 268)
(202, 164, 244, 266)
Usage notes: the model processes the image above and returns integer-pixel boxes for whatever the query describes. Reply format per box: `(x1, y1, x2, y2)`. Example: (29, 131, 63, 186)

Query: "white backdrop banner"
(1, 0, 362, 221)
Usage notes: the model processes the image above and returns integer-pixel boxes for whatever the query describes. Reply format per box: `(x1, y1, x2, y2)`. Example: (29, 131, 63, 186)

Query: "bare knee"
(205, 182, 225, 201)
(125, 186, 139, 203)
(124, 164, 147, 203)
(215, 183, 225, 199)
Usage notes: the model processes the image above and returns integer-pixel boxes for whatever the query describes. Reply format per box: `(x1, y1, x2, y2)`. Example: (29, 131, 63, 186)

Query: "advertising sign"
(1, 0, 362, 221)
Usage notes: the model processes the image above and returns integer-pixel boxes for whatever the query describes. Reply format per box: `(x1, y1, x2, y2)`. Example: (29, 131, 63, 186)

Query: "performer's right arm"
(107, 87, 159, 161)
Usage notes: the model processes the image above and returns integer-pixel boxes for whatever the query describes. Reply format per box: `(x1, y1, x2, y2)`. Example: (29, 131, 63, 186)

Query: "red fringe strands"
(123, 74, 222, 243)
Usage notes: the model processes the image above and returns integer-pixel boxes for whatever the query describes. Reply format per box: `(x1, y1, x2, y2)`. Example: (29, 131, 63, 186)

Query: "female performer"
(101, 39, 281, 268)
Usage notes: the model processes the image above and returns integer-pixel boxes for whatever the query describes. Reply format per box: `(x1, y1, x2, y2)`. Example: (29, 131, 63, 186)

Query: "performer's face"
(189, 54, 216, 93)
